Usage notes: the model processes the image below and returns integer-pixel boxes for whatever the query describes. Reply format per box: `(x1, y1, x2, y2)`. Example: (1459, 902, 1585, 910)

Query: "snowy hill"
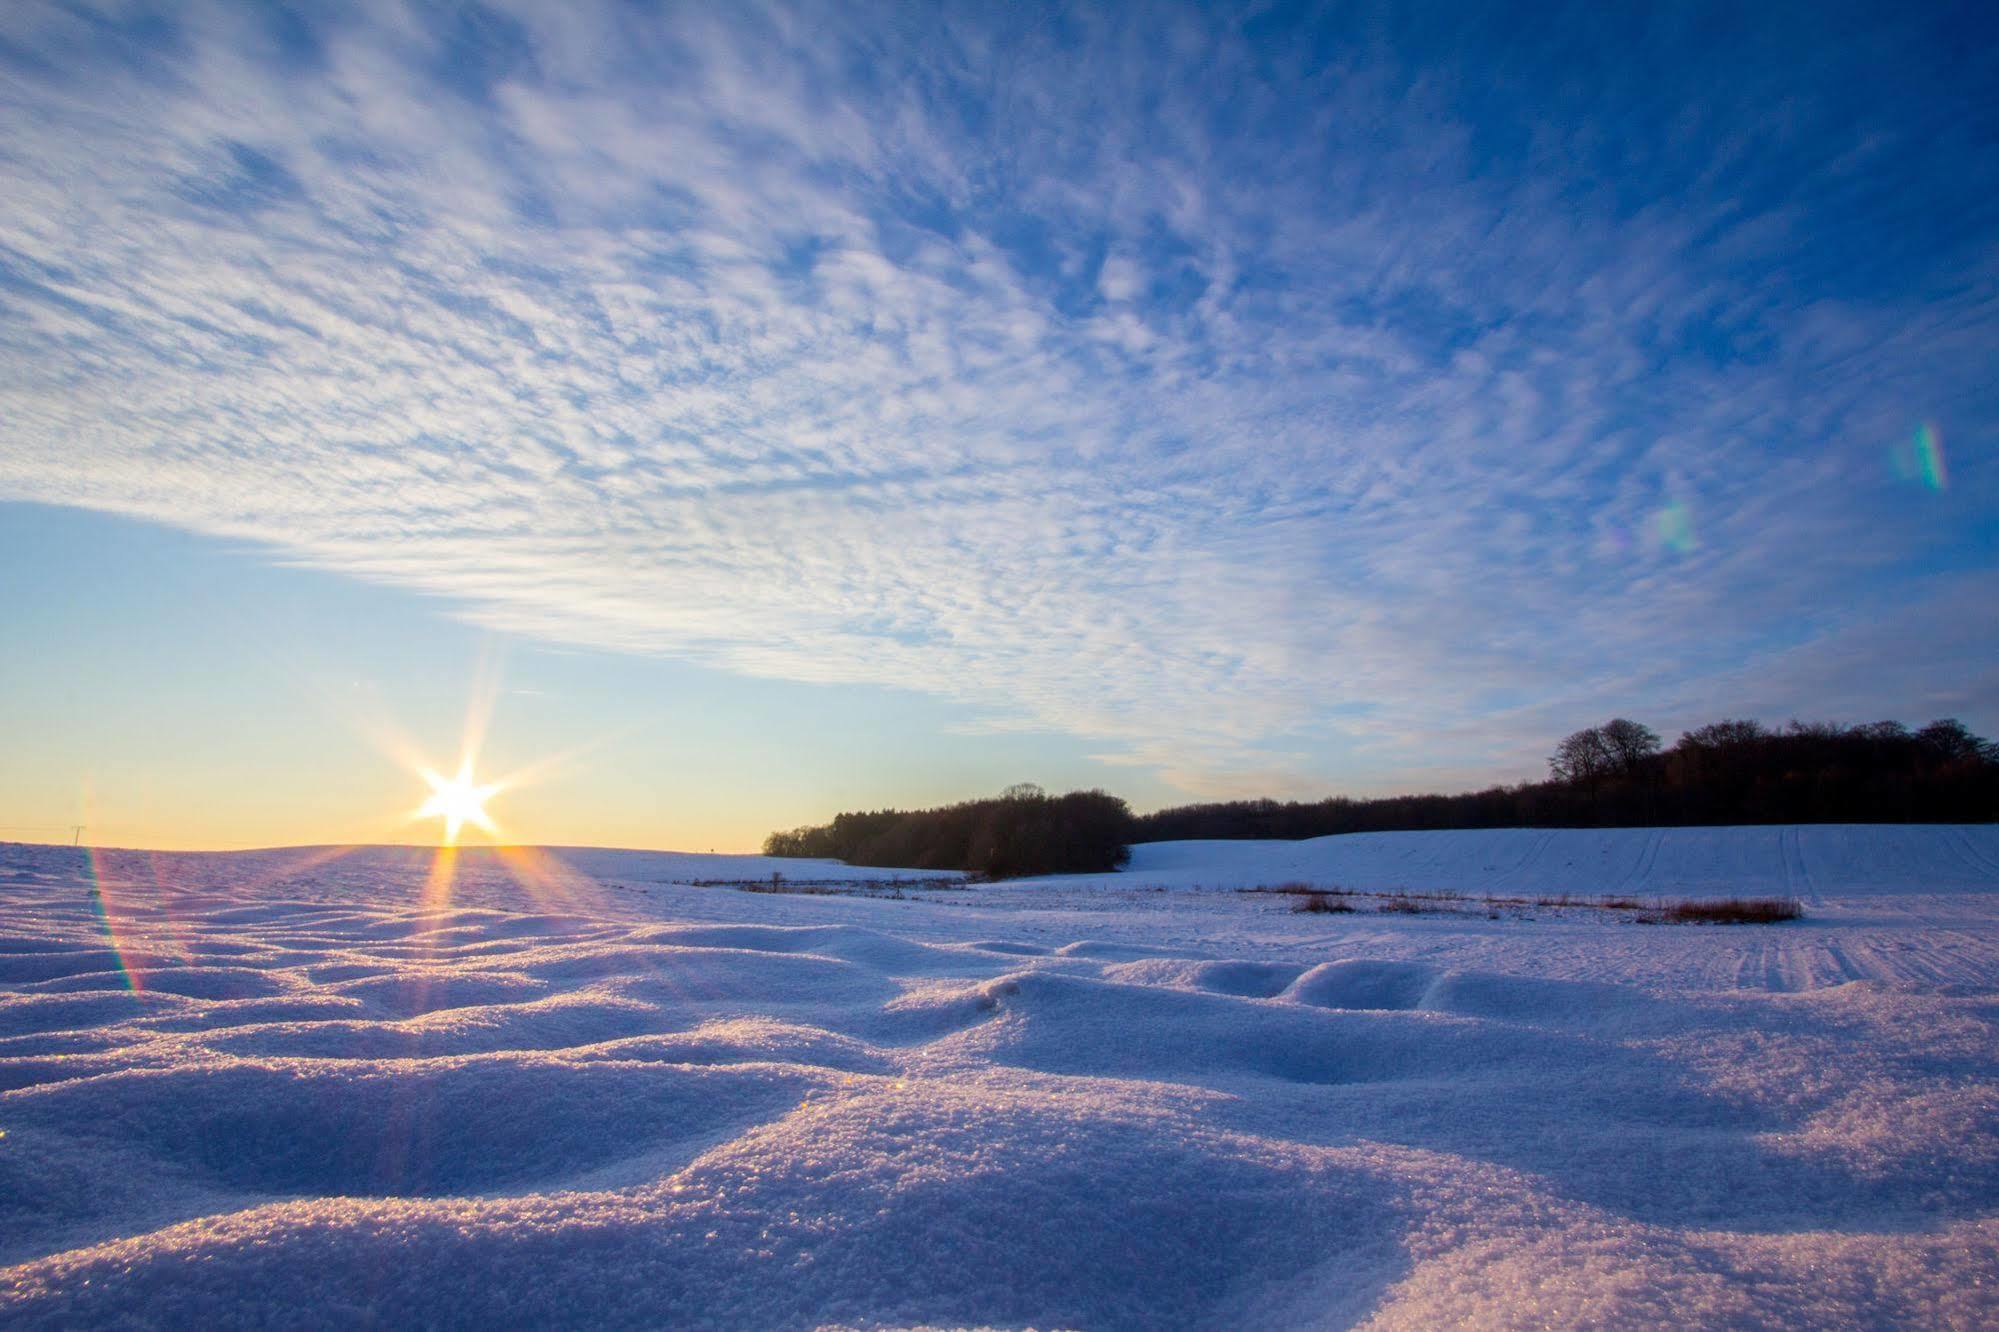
(1117, 822, 1999, 899)
(3, 826, 1997, 1326)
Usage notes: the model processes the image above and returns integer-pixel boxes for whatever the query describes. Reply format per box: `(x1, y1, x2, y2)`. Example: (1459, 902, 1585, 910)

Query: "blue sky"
(1, 1, 1995, 848)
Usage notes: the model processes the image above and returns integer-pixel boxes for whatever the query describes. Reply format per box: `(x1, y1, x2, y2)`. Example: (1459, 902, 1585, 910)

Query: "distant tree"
(1138, 712, 1997, 842)
(764, 787, 1134, 878)
(1916, 718, 1998, 763)
(1599, 718, 1661, 771)
(1677, 719, 1766, 750)
(763, 826, 833, 858)
(1549, 726, 1616, 783)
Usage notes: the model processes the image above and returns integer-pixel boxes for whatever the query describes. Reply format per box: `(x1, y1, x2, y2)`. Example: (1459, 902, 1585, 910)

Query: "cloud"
(1, 0, 1994, 794)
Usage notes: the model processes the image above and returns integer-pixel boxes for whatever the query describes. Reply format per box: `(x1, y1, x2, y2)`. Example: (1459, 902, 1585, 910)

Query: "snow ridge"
(3, 832, 1997, 1327)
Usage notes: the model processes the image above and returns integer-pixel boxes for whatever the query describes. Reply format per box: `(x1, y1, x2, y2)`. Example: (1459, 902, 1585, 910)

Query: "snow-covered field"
(4, 826, 1997, 1327)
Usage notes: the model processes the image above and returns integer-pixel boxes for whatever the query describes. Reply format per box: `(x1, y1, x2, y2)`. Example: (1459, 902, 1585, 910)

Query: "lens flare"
(368, 645, 621, 923)
(79, 845, 192, 995)
(1891, 421, 1948, 491)
(416, 762, 501, 846)
(1655, 500, 1696, 555)
(82, 843, 143, 993)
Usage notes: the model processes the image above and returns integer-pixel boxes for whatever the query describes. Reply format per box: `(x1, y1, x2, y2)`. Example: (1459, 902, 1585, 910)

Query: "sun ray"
(415, 761, 501, 846)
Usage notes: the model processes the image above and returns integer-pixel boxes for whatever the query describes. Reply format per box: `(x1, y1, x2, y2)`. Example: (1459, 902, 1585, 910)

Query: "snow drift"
(3, 828, 1997, 1327)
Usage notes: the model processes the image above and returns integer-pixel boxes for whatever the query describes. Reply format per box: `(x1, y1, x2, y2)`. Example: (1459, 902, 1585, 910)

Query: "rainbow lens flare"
(1892, 422, 1948, 491)
(1655, 500, 1696, 555)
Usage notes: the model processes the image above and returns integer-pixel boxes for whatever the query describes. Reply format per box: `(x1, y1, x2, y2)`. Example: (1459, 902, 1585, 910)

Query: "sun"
(416, 762, 501, 845)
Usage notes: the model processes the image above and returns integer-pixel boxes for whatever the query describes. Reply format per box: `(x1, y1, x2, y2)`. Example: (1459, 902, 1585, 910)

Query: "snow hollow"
(3, 824, 1997, 1326)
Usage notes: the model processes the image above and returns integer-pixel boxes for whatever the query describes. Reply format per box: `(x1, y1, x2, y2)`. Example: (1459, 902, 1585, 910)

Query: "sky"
(1, 0, 1995, 851)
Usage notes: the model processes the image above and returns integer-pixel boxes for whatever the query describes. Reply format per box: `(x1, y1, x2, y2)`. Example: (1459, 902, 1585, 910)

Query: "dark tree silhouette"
(1551, 719, 1661, 782)
(1679, 719, 1766, 749)
(766, 787, 1134, 879)
(1600, 718, 1661, 771)
(1136, 716, 1998, 842)
(1917, 719, 1998, 763)
(775, 718, 1998, 870)
(1550, 726, 1615, 783)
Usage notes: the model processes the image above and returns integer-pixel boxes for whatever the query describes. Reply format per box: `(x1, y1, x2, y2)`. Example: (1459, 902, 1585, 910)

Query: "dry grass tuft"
(1660, 897, 1803, 924)
(1240, 883, 1805, 926)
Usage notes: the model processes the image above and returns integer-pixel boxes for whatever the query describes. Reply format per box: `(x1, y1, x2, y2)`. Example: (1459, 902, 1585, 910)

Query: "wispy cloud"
(2, 0, 1994, 794)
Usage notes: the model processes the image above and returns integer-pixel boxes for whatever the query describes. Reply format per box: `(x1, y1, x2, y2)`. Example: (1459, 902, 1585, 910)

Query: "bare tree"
(1550, 726, 1616, 783)
(1551, 719, 1659, 781)
(1677, 719, 1765, 750)
(1599, 718, 1661, 771)
(1916, 719, 1997, 763)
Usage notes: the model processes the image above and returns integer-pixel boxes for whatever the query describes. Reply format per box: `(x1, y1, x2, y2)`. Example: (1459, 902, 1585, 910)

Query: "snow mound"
(1108, 823, 1999, 901)
(3, 830, 1997, 1326)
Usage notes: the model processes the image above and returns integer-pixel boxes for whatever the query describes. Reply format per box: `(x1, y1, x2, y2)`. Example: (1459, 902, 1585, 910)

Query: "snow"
(1102, 823, 1999, 900)
(3, 827, 1997, 1327)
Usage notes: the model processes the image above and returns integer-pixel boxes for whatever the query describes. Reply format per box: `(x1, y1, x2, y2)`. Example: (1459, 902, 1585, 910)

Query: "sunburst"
(415, 761, 501, 845)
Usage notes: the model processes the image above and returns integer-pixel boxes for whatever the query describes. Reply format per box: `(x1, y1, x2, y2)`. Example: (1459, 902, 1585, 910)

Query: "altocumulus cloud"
(1, 0, 1995, 794)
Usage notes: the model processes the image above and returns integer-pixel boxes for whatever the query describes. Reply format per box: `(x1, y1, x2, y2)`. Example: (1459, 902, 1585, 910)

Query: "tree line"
(765, 718, 1996, 876)
(764, 784, 1135, 879)
(1132, 717, 1999, 841)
